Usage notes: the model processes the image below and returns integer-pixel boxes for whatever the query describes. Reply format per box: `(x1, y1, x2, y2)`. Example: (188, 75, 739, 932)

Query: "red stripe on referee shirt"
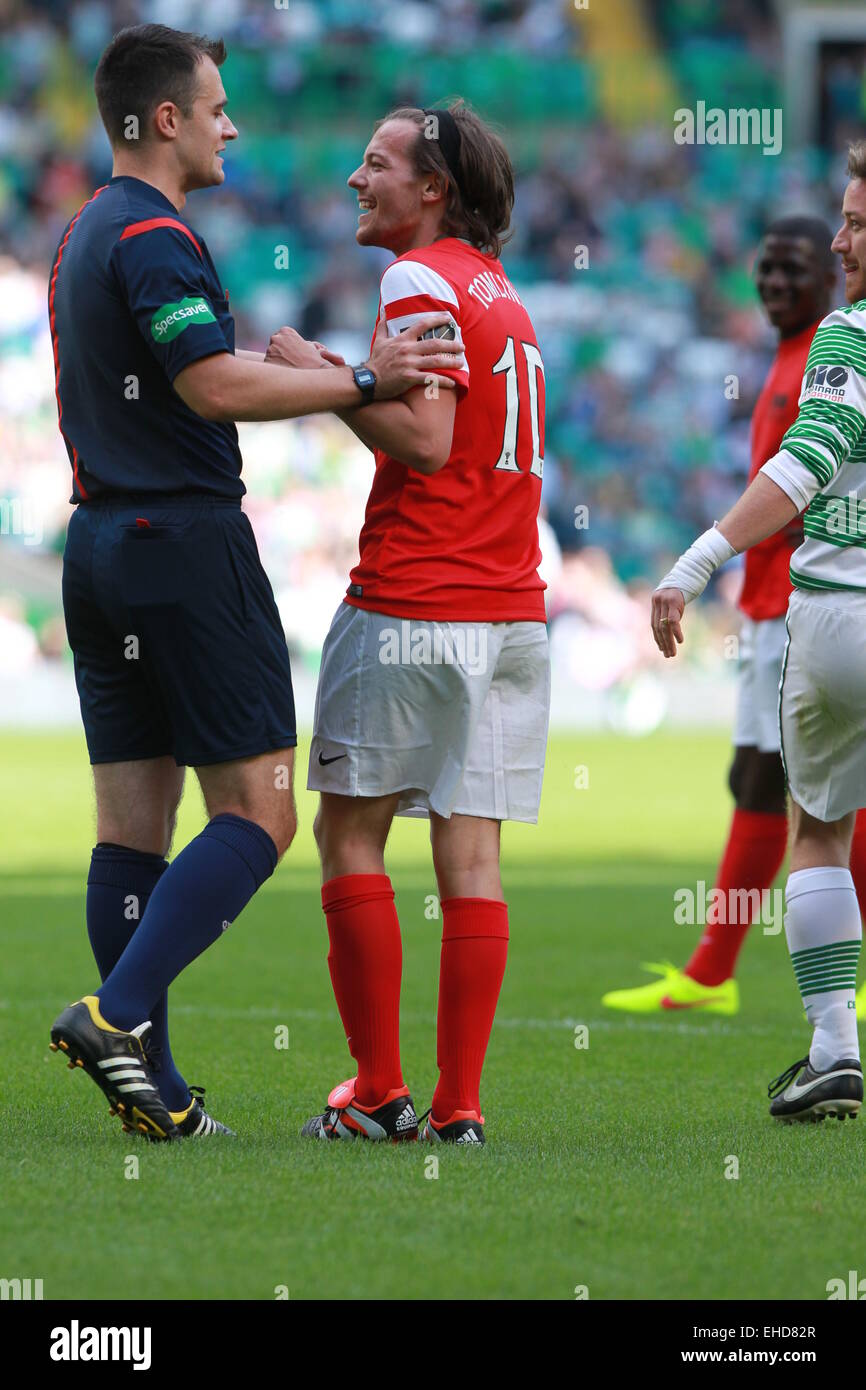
(383, 294, 457, 320)
(119, 216, 203, 259)
(48, 184, 110, 501)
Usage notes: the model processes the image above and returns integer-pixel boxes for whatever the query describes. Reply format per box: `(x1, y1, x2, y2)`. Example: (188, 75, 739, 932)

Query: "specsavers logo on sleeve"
(150, 297, 216, 343)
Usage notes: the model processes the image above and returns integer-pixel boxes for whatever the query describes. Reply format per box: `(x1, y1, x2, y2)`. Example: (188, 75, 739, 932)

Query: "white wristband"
(655, 525, 737, 605)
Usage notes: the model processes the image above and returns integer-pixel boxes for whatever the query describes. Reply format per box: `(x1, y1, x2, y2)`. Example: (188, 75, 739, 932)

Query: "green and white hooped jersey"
(761, 299, 866, 594)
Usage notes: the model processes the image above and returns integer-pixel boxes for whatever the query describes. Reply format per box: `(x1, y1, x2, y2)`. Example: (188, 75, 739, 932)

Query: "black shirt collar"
(109, 175, 181, 214)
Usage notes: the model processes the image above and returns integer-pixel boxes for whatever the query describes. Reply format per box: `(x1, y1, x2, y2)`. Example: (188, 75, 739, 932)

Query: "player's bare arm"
(334, 385, 456, 474)
(652, 473, 800, 658)
(332, 318, 458, 472)
(269, 331, 457, 473)
(264, 315, 460, 471)
(716, 471, 801, 553)
(175, 316, 461, 422)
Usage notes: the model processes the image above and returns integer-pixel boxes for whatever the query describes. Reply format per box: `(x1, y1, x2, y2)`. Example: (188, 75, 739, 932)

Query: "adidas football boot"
(49, 995, 179, 1141)
(768, 1054, 863, 1122)
(419, 1108, 485, 1145)
(602, 961, 739, 1015)
(301, 1077, 418, 1141)
(169, 1087, 235, 1138)
(140, 1037, 235, 1138)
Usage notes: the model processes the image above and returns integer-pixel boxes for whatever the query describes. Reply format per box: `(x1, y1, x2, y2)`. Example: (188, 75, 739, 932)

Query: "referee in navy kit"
(47, 23, 460, 1141)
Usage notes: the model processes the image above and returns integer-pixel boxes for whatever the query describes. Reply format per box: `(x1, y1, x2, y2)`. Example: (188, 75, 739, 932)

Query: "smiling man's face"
(832, 178, 866, 304)
(347, 118, 443, 256)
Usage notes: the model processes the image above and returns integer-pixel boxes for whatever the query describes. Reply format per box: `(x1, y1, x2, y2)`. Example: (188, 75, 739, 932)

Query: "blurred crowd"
(0, 0, 861, 724)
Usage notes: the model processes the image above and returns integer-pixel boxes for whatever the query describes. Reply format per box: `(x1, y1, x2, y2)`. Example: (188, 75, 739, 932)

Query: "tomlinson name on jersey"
(467, 269, 524, 310)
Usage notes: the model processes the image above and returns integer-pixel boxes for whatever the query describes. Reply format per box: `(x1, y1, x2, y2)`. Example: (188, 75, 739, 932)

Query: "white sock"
(784, 867, 861, 1070)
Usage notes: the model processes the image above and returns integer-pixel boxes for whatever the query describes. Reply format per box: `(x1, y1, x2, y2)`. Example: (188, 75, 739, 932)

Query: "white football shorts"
(732, 614, 789, 754)
(779, 587, 866, 821)
(308, 602, 551, 822)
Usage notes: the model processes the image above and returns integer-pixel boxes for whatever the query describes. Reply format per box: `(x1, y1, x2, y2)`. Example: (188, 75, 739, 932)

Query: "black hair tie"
(423, 107, 463, 196)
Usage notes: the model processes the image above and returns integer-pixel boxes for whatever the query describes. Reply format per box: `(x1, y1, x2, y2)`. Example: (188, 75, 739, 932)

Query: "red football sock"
(321, 874, 403, 1108)
(685, 808, 788, 987)
(848, 809, 866, 923)
(432, 898, 509, 1122)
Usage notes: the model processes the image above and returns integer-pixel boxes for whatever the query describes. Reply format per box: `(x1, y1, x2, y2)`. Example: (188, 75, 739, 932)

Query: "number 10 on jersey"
(492, 336, 545, 478)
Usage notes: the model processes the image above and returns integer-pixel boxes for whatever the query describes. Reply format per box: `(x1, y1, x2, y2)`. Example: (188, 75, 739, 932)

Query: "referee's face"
(177, 56, 238, 191)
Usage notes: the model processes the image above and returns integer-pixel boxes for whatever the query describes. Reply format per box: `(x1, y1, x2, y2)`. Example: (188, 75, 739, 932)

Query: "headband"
(423, 107, 463, 195)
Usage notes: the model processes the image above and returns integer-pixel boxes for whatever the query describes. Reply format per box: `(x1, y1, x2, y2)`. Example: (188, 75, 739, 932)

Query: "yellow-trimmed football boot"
(49, 995, 179, 1141)
(602, 962, 740, 1015)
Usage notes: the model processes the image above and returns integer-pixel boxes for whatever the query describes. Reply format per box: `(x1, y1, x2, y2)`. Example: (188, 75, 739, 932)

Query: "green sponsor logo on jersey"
(150, 296, 216, 343)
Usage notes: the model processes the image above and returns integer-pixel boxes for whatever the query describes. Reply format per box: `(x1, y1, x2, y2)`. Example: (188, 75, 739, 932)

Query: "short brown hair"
(95, 24, 226, 147)
(847, 141, 866, 179)
(376, 100, 515, 259)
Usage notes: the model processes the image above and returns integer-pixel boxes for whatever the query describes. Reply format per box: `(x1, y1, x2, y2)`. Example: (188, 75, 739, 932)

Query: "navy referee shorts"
(62, 495, 297, 766)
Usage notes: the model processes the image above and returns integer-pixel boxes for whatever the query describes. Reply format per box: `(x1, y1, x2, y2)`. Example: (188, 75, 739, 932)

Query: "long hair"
(376, 100, 515, 259)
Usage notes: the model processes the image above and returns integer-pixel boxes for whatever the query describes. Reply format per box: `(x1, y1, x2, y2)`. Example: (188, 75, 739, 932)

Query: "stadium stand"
(0, 0, 857, 727)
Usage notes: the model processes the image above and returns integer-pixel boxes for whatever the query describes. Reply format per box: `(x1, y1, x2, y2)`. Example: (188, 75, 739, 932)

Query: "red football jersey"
(345, 238, 546, 622)
(739, 320, 819, 621)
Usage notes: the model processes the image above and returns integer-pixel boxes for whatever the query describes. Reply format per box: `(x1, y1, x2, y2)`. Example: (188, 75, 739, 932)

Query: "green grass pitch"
(1, 728, 863, 1301)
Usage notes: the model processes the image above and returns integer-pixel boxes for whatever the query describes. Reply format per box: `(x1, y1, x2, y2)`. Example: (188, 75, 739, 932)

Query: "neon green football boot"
(602, 961, 740, 1015)
(857, 981, 866, 1022)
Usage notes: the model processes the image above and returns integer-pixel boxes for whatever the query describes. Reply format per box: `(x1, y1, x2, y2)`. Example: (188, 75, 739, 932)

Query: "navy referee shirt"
(48, 174, 243, 502)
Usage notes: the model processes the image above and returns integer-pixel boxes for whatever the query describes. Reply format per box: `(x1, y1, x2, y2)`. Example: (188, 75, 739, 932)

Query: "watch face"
(355, 368, 375, 388)
(421, 323, 456, 340)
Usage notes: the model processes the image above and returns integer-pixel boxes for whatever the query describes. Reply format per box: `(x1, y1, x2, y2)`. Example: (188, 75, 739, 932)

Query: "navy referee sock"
(97, 814, 278, 1032)
(87, 844, 191, 1112)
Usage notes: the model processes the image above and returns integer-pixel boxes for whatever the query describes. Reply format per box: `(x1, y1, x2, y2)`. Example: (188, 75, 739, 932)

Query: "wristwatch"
(351, 364, 377, 406)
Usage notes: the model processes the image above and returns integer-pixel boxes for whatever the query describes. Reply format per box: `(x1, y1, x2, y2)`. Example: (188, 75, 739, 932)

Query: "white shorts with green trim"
(307, 602, 551, 822)
(779, 588, 866, 821)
